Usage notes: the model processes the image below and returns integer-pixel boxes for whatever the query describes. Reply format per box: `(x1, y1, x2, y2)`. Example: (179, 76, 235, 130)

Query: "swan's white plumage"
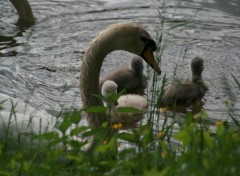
(0, 93, 57, 139)
(117, 94, 148, 110)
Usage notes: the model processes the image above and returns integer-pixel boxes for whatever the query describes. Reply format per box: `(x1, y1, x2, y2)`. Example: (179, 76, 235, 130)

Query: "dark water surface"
(0, 0, 240, 125)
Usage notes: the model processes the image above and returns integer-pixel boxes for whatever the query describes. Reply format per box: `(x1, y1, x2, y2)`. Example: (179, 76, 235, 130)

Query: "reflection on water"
(0, 0, 239, 127)
(0, 23, 34, 57)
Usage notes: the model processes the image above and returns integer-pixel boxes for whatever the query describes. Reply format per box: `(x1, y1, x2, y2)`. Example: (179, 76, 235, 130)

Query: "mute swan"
(0, 93, 57, 140)
(80, 22, 161, 129)
(101, 80, 148, 129)
(99, 56, 147, 95)
(9, 0, 35, 24)
(159, 56, 208, 113)
(0, 94, 86, 149)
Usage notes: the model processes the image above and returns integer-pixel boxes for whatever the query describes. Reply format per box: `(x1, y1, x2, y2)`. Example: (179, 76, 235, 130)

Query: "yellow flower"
(112, 123, 123, 129)
(215, 121, 223, 126)
(161, 151, 168, 158)
(157, 131, 165, 139)
(232, 132, 238, 140)
(224, 99, 233, 105)
(160, 107, 168, 112)
(193, 114, 200, 120)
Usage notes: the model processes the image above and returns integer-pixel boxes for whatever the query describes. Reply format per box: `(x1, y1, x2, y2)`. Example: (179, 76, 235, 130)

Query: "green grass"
(0, 94, 240, 176)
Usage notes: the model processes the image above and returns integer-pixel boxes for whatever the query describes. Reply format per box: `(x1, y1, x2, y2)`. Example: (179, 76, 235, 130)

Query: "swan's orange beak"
(142, 48, 161, 75)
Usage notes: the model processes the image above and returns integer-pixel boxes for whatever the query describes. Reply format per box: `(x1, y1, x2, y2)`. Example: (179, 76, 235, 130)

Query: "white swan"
(80, 22, 161, 129)
(101, 80, 148, 129)
(0, 93, 56, 136)
(99, 56, 148, 95)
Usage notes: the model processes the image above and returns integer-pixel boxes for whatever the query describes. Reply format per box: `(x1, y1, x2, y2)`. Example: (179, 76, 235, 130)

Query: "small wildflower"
(112, 123, 119, 129)
(224, 99, 233, 105)
(161, 151, 168, 158)
(215, 121, 223, 126)
(232, 132, 238, 140)
(118, 123, 123, 128)
(112, 123, 123, 129)
(157, 131, 165, 139)
(193, 113, 200, 120)
(160, 107, 168, 112)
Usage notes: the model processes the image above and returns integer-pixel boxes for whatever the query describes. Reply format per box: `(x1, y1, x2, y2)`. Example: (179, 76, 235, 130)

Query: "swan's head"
(191, 56, 204, 77)
(101, 80, 118, 97)
(101, 22, 161, 75)
(130, 56, 144, 76)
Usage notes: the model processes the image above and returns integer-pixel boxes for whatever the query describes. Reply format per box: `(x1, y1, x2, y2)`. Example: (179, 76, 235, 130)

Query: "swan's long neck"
(80, 30, 119, 128)
(10, 0, 35, 23)
(80, 31, 114, 109)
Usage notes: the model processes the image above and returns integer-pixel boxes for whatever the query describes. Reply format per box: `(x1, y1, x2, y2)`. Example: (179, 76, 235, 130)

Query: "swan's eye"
(141, 37, 148, 43)
(141, 37, 157, 51)
(147, 40, 157, 51)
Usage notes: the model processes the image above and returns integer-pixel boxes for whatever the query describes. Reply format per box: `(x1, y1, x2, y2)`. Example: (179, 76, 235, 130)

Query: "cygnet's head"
(191, 56, 204, 77)
(101, 80, 118, 97)
(130, 56, 144, 76)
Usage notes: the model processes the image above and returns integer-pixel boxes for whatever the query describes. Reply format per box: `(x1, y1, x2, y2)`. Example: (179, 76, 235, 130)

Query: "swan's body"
(0, 94, 57, 139)
(159, 56, 208, 113)
(9, 0, 35, 24)
(99, 56, 147, 95)
(0, 94, 86, 150)
(80, 22, 161, 129)
(101, 80, 148, 129)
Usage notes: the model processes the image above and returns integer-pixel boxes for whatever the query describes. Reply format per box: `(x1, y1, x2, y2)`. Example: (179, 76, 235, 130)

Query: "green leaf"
(203, 131, 214, 148)
(70, 126, 89, 136)
(57, 119, 71, 133)
(69, 110, 82, 124)
(68, 139, 89, 149)
(34, 131, 59, 140)
(174, 130, 191, 146)
(47, 137, 67, 147)
(142, 127, 153, 147)
(117, 132, 138, 144)
(82, 127, 107, 138)
(200, 111, 210, 119)
(96, 136, 117, 153)
(84, 106, 107, 113)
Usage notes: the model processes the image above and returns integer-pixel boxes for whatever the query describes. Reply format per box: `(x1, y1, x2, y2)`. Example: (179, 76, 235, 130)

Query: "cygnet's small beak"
(141, 48, 161, 75)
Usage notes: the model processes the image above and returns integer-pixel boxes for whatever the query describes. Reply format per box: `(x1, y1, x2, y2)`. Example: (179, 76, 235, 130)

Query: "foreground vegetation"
(0, 100, 240, 176)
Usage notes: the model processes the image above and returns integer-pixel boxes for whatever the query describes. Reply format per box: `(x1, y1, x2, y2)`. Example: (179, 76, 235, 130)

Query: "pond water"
(0, 0, 240, 128)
